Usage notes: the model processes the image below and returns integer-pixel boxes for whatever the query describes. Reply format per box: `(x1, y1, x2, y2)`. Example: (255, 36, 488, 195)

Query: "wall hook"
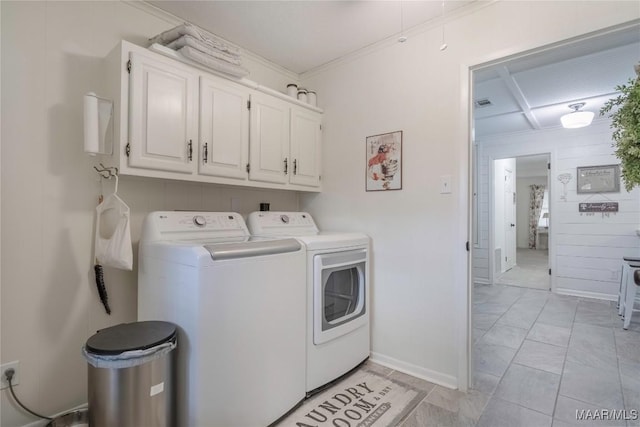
(94, 163, 119, 179)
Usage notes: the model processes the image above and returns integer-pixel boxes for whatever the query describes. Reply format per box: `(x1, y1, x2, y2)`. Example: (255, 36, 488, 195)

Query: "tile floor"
(360, 284, 640, 426)
(472, 284, 640, 427)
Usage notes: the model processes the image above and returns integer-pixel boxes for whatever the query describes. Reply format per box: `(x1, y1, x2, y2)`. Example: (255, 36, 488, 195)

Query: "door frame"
(487, 155, 550, 285)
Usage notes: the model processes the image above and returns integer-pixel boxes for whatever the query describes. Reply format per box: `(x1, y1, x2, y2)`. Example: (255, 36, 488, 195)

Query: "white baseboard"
(369, 351, 458, 390)
(473, 278, 491, 285)
(555, 288, 617, 302)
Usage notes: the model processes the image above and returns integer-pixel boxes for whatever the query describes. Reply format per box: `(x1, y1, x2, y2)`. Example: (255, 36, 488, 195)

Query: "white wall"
(476, 121, 640, 300)
(0, 2, 299, 425)
(516, 176, 548, 248)
(300, 1, 639, 388)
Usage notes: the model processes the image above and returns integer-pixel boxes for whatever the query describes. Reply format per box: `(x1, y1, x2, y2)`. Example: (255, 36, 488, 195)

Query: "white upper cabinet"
(249, 92, 290, 184)
(128, 51, 198, 174)
(105, 41, 321, 192)
(290, 107, 321, 187)
(199, 76, 249, 180)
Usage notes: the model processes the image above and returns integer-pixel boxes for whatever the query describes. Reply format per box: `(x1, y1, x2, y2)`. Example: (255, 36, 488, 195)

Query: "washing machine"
(138, 211, 306, 427)
(247, 211, 370, 393)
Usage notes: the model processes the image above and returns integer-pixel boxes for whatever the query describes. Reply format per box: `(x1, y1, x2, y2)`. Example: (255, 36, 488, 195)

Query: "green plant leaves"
(600, 76, 640, 192)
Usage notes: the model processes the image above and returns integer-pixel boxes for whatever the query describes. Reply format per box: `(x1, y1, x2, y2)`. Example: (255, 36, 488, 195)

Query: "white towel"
(149, 23, 240, 56)
(178, 46, 249, 78)
(167, 35, 242, 65)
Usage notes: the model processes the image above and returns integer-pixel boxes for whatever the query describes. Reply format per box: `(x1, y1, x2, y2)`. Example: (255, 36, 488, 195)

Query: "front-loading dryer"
(247, 212, 370, 394)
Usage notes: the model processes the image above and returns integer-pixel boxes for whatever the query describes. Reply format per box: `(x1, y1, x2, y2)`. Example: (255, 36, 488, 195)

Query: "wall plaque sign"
(578, 202, 619, 212)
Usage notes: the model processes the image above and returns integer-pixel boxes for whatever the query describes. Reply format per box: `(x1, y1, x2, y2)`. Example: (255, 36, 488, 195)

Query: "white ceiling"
(146, 1, 639, 139)
(147, 0, 475, 74)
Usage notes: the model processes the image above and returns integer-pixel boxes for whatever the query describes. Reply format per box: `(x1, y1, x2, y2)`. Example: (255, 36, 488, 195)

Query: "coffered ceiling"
(473, 27, 640, 138)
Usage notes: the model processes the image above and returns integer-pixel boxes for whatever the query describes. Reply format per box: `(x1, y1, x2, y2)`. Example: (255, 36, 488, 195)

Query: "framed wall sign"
(577, 164, 620, 194)
(366, 131, 402, 191)
(578, 202, 619, 212)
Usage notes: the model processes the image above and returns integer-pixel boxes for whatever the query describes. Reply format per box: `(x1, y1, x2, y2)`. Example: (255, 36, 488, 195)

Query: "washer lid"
(86, 321, 177, 355)
(204, 237, 301, 260)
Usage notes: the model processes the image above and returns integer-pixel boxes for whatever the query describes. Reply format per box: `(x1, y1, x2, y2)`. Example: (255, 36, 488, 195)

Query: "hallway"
(495, 249, 550, 290)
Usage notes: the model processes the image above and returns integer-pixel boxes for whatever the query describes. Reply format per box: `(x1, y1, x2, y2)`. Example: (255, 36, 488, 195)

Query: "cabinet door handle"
(187, 140, 193, 162)
(293, 159, 297, 175)
(203, 143, 208, 164)
(284, 158, 288, 175)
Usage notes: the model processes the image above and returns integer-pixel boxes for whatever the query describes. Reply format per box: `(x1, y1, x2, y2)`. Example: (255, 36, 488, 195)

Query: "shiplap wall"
(474, 120, 640, 299)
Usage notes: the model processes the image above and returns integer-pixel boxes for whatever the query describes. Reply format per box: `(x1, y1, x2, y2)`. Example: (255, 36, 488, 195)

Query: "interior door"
(504, 168, 517, 271)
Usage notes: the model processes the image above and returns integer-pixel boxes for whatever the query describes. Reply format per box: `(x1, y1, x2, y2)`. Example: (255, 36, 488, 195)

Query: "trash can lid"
(86, 321, 177, 355)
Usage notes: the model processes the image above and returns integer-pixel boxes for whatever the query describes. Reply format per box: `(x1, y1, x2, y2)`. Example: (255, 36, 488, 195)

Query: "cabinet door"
(199, 77, 249, 180)
(290, 107, 322, 187)
(129, 52, 197, 173)
(248, 93, 290, 184)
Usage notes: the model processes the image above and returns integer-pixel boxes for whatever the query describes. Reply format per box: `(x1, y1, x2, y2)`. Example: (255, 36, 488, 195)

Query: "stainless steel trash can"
(83, 321, 177, 427)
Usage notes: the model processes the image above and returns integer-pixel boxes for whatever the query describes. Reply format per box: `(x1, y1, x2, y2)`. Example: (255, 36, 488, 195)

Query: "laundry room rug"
(276, 369, 427, 427)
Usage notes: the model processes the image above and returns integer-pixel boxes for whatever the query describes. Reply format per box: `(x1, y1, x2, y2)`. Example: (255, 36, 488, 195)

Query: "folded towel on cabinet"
(166, 35, 242, 65)
(178, 46, 249, 78)
(149, 23, 240, 56)
(149, 23, 248, 77)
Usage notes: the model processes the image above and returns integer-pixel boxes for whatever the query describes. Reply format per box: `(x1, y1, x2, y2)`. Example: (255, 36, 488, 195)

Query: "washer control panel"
(143, 211, 250, 241)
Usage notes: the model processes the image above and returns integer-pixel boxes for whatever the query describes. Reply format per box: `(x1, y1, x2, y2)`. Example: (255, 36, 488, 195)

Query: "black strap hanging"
(94, 264, 111, 315)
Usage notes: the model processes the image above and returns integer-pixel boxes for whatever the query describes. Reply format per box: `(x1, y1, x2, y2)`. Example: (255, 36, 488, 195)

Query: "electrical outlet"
(0, 361, 20, 390)
(230, 197, 240, 212)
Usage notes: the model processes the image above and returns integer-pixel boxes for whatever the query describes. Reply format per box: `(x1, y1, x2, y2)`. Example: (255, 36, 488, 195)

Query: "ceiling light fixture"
(560, 102, 594, 129)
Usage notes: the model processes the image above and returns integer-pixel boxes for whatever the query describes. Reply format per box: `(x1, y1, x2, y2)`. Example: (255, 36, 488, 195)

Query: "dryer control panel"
(247, 211, 319, 236)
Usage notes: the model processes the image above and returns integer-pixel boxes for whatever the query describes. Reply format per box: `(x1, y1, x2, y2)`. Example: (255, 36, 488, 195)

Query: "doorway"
(466, 22, 639, 395)
(492, 154, 550, 291)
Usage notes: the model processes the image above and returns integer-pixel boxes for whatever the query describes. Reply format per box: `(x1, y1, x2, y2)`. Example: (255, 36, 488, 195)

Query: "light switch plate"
(440, 175, 452, 194)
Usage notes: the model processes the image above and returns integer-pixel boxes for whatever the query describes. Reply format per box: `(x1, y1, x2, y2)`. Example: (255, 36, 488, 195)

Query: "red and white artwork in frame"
(366, 130, 402, 191)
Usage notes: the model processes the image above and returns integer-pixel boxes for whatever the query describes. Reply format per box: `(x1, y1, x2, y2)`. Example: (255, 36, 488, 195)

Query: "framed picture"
(576, 164, 620, 193)
(366, 131, 402, 191)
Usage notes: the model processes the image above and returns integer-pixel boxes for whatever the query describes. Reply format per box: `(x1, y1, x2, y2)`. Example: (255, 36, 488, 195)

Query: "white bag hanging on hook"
(95, 176, 133, 270)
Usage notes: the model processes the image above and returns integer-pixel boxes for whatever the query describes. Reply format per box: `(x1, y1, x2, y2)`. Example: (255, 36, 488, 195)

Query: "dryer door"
(313, 249, 367, 345)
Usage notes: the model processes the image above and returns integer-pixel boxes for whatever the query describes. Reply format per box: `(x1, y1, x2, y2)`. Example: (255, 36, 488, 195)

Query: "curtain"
(528, 184, 545, 249)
